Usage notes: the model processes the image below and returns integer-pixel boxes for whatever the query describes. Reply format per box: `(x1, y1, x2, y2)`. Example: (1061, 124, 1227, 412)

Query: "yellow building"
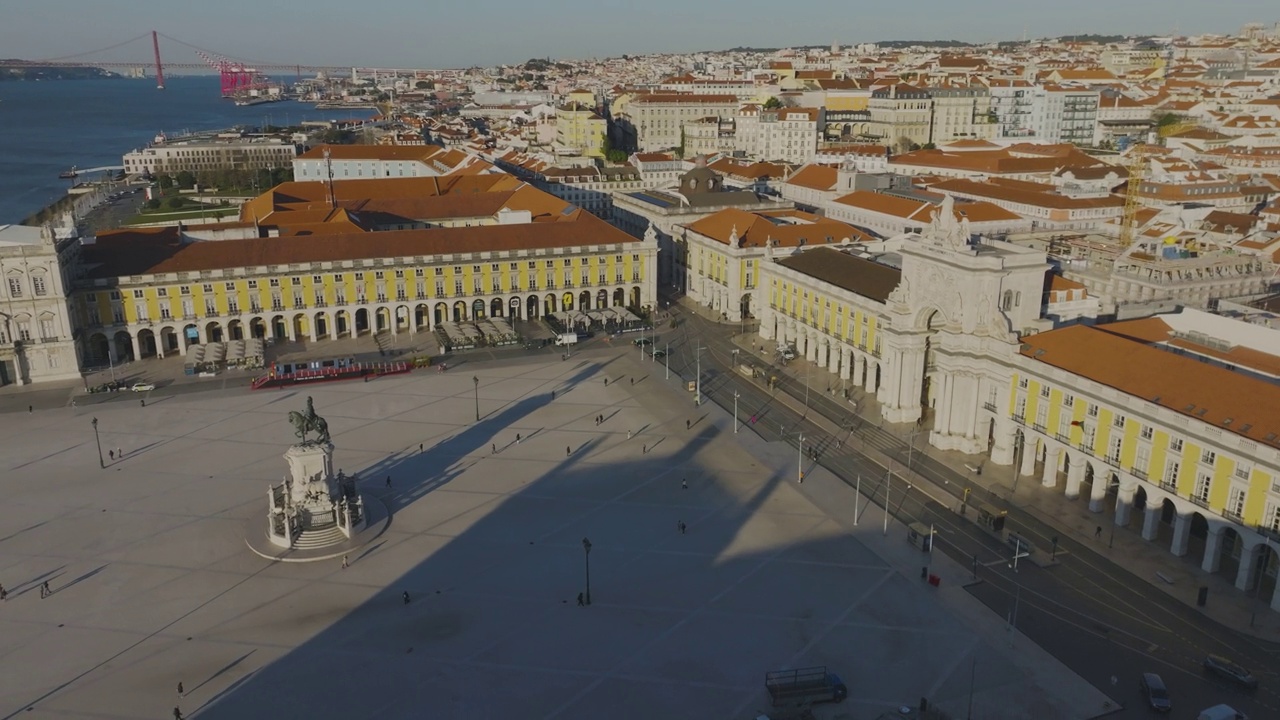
(73, 176, 657, 362)
(555, 102, 607, 158)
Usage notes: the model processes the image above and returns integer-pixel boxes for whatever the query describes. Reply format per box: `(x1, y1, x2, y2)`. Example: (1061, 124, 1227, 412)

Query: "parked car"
(1139, 672, 1172, 713)
(1203, 655, 1258, 690)
(650, 349, 667, 359)
(633, 337, 652, 347)
(130, 381, 156, 392)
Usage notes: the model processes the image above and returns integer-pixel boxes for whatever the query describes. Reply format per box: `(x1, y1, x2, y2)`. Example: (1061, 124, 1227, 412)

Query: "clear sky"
(1, 0, 1275, 69)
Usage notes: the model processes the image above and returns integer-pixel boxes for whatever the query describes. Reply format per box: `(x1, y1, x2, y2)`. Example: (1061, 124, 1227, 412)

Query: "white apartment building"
(929, 86, 997, 144)
(1030, 85, 1101, 146)
(988, 81, 1037, 138)
(294, 144, 490, 181)
(738, 108, 822, 164)
(123, 137, 297, 177)
(0, 224, 81, 386)
(630, 94, 741, 152)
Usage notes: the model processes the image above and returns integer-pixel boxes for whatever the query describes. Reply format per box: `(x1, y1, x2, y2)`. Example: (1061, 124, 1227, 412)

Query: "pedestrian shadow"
(635, 423, 651, 435)
(12, 566, 65, 594)
(690, 413, 710, 429)
(603, 409, 622, 423)
(188, 650, 257, 696)
(646, 437, 666, 453)
(355, 540, 387, 563)
(57, 564, 109, 594)
(195, 668, 260, 714)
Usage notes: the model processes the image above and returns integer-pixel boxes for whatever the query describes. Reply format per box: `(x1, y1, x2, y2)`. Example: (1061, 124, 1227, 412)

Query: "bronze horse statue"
(288, 396, 331, 444)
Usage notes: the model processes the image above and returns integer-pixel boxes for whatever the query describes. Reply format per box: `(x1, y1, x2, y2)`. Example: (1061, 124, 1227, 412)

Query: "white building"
(294, 144, 491, 181)
(630, 94, 741, 152)
(0, 224, 81, 385)
(123, 137, 297, 177)
(1030, 85, 1101, 145)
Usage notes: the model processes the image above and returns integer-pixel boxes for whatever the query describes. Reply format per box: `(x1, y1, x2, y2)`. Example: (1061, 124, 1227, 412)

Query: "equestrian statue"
(287, 396, 331, 445)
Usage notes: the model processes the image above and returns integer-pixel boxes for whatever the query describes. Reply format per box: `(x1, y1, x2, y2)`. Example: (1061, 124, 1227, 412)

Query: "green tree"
(1156, 113, 1183, 128)
(157, 174, 174, 190)
(414, 80, 435, 90)
(175, 171, 196, 189)
(921, 142, 937, 150)
(145, 198, 161, 210)
(606, 149, 628, 163)
(166, 197, 187, 210)
(763, 96, 783, 110)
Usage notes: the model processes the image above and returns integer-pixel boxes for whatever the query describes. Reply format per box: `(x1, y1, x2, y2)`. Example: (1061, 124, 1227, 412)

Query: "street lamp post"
(733, 390, 740, 433)
(883, 468, 892, 535)
(1107, 479, 1120, 549)
(695, 344, 706, 406)
(581, 537, 592, 605)
(472, 376, 480, 421)
(798, 432, 804, 483)
(1011, 432, 1024, 495)
(664, 342, 669, 380)
(91, 417, 104, 469)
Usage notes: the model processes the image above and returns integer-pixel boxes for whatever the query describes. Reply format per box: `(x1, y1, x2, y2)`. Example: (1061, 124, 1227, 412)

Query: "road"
(656, 305, 1279, 719)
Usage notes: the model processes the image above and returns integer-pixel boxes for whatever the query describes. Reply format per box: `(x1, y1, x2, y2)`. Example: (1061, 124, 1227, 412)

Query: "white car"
(130, 381, 156, 392)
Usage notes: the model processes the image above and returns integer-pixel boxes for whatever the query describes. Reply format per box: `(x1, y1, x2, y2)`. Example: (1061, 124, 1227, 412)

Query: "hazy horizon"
(2, 0, 1277, 69)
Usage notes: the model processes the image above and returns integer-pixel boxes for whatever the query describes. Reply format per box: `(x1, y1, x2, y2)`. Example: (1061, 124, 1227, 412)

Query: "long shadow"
(131, 352, 1063, 720)
(56, 565, 108, 593)
(188, 650, 257, 696)
(10, 566, 65, 594)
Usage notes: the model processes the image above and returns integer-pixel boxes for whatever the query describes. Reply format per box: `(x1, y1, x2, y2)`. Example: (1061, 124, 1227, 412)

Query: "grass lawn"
(124, 206, 240, 225)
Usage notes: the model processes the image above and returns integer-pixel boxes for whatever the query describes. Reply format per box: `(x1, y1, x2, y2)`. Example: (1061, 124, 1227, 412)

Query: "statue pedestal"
(285, 443, 336, 505)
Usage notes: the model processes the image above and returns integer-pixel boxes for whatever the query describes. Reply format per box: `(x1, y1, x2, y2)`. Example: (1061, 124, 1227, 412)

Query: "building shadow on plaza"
(189, 361, 1068, 720)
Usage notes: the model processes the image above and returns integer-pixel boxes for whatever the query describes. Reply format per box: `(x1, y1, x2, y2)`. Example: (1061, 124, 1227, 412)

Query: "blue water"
(0, 75, 373, 223)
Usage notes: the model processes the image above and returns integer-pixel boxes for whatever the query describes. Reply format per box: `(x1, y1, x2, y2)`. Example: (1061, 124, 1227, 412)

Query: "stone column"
(1236, 544, 1256, 591)
(853, 353, 865, 387)
(310, 316, 319, 342)
(129, 333, 142, 361)
(840, 346, 853, 381)
(1170, 513, 1191, 557)
(1201, 529, 1223, 573)
(807, 333, 819, 362)
(1042, 446, 1061, 488)
(1019, 436, 1037, 476)
(1114, 483, 1135, 526)
(1271, 582, 1280, 613)
(990, 418, 1015, 466)
(865, 359, 878, 393)
(1088, 469, 1108, 512)
(828, 341, 840, 374)
(1065, 459, 1086, 500)
(935, 372, 954, 436)
(1141, 504, 1161, 540)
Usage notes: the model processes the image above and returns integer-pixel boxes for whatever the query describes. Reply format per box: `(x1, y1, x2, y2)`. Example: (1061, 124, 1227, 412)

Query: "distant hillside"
(876, 40, 976, 48)
(1, 64, 118, 81)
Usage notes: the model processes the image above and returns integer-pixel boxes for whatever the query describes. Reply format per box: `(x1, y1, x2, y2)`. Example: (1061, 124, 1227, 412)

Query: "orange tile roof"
(1022, 324, 1280, 448)
(784, 164, 838, 191)
(683, 208, 873, 248)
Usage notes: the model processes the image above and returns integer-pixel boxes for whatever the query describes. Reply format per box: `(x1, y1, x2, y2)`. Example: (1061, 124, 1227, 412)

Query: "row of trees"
(153, 167, 294, 194)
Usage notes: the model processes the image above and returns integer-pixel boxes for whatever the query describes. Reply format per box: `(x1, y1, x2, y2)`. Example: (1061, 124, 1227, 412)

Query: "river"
(0, 75, 373, 224)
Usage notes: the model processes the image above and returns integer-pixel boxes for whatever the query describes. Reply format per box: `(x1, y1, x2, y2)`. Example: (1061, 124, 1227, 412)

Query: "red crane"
(151, 30, 165, 90)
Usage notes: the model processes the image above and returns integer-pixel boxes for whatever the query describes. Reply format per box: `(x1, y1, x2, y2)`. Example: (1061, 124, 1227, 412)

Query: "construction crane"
(1117, 143, 1153, 253)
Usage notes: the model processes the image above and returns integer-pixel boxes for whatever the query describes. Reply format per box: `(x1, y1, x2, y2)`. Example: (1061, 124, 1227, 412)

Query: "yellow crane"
(1118, 143, 1152, 251)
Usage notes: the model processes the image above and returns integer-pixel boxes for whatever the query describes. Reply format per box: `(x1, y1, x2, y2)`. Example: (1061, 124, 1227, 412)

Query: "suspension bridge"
(0, 31, 436, 96)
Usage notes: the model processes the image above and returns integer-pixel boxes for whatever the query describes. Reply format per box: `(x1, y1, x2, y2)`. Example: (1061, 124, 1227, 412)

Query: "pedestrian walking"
(681, 478, 687, 490)
(566, 446, 571, 457)
(40, 581, 50, 599)
(402, 591, 411, 605)
(116, 447, 122, 458)
(551, 390, 556, 400)
(677, 520, 686, 534)
(0, 584, 7, 601)
(71, 400, 76, 408)
(386, 475, 392, 489)
(642, 445, 647, 454)
(173, 707, 184, 720)
(604, 378, 608, 386)
(630, 378, 634, 385)
(109, 450, 115, 461)
(341, 555, 349, 569)
(577, 592, 585, 607)
(419, 443, 423, 453)
(627, 430, 632, 439)
(177, 681, 184, 696)
(516, 433, 521, 444)
(140, 399, 145, 407)
(491, 443, 496, 454)
(1095, 525, 1103, 539)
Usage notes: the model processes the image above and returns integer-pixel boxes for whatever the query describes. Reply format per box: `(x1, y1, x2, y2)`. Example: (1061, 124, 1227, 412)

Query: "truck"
(554, 333, 579, 346)
(765, 666, 847, 707)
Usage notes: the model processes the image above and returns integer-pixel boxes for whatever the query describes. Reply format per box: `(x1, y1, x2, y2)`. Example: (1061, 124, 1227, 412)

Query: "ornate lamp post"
(582, 536, 592, 605)
(91, 417, 104, 468)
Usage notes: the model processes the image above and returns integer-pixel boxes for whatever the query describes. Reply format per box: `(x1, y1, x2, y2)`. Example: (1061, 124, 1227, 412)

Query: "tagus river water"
(0, 75, 372, 224)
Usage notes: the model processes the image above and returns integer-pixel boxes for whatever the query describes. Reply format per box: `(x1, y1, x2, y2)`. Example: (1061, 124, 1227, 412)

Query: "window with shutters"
(1194, 473, 1211, 503)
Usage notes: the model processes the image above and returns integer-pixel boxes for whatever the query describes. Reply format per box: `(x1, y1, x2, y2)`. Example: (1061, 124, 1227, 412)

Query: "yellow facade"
(1009, 373, 1274, 527)
(769, 277, 881, 357)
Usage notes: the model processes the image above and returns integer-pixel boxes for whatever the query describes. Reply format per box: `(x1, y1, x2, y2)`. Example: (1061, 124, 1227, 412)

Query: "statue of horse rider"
(287, 395, 331, 444)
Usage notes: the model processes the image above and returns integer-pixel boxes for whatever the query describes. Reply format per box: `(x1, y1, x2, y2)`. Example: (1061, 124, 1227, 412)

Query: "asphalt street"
(656, 306, 1279, 719)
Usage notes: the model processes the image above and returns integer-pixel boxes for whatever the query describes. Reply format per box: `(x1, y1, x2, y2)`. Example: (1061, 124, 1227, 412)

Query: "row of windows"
(5, 275, 49, 299)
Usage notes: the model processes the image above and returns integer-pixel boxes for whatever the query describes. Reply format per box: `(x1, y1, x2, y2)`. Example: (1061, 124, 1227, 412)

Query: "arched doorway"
(562, 292, 575, 311)
(434, 303, 448, 325)
(452, 301, 467, 322)
(1157, 498, 1177, 543)
(136, 329, 157, 359)
(490, 298, 504, 318)
(613, 288, 625, 307)
(579, 290, 591, 311)
(86, 332, 109, 364)
(226, 320, 243, 341)
(375, 307, 390, 332)
(1254, 543, 1279, 605)
(596, 290, 608, 308)
(1216, 527, 1244, 582)
(527, 295, 540, 319)
(271, 315, 287, 340)
(740, 292, 753, 320)
(292, 314, 308, 340)
(1186, 513, 1209, 563)
(250, 317, 267, 339)
(334, 311, 349, 338)
(472, 299, 486, 320)
(180, 325, 198, 348)
(313, 312, 329, 340)
(919, 309, 944, 414)
(112, 331, 134, 360)
(543, 294, 557, 316)
(205, 321, 223, 343)
(415, 303, 431, 331)
(630, 286, 641, 308)
(509, 297, 522, 320)
(1080, 463, 1096, 506)
(354, 308, 370, 335)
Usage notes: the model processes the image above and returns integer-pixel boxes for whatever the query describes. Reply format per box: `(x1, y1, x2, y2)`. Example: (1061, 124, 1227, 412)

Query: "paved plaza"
(0, 352, 1109, 719)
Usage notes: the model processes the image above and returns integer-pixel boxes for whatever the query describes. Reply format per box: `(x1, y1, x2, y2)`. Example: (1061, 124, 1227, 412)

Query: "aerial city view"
(3, 3, 1280, 719)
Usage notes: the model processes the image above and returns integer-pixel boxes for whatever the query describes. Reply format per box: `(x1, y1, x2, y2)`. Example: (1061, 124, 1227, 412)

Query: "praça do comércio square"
(0, 350, 1107, 720)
